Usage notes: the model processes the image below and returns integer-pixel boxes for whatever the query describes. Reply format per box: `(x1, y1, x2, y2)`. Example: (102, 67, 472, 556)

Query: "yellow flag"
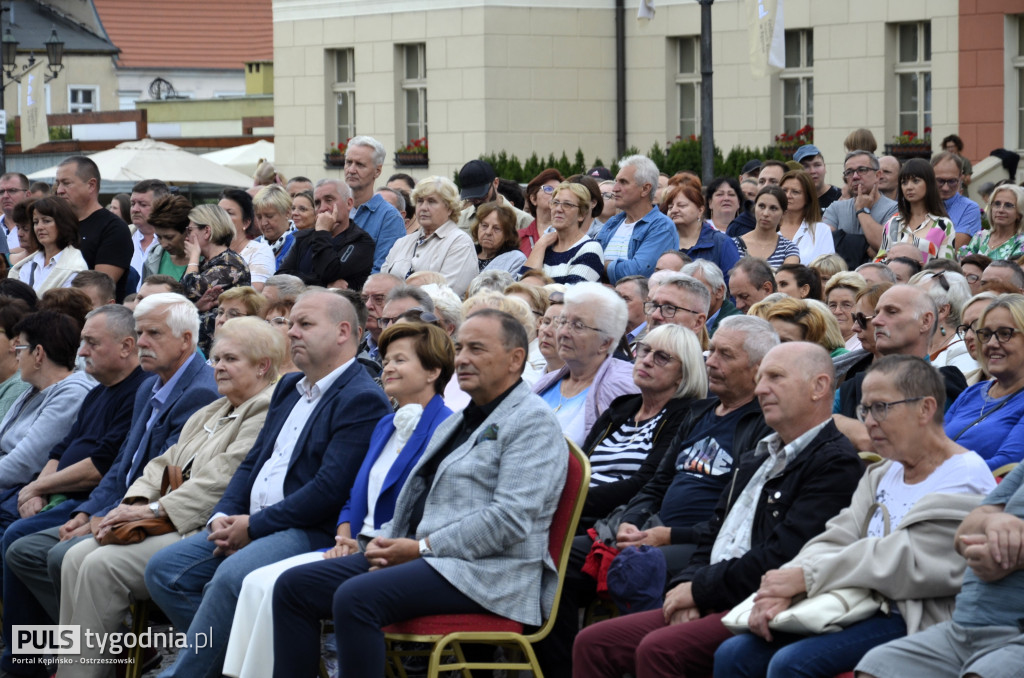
(748, 0, 786, 78)
(20, 60, 48, 152)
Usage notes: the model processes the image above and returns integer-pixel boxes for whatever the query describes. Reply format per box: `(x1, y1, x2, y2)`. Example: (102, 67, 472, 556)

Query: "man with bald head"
(145, 290, 392, 678)
(834, 284, 967, 448)
(573, 341, 861, 677)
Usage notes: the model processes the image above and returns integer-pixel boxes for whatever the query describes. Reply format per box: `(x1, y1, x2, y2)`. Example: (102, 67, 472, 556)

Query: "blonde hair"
(252, 184, 292, 216)
(411, 176, 462, 223)
(462, 291, 537, 340)
(213, 316, 287, 382)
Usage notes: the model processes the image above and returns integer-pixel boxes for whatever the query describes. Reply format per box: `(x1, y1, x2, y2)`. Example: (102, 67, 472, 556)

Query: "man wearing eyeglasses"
(932, 151, 982, 250)
(645, 274, 709, 337)
(822, 151, 898, 262)
(833, 285, 967, 450)
(0, 172, 29, 258)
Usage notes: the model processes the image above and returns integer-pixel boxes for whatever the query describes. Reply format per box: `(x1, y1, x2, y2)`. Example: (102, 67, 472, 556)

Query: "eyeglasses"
(644, 301, 700, 319)
(539, 185, 556, 194)
(601, 192, 615, 200)
(554, 315, 603, 334)
(841, 166, 875, 178)
(184, 223, 208, 235)
(380, 307, 439, 329)
(931, 272, 950, 292)
(635, 342, 678, 368)
(965, 273, 980, 284)
(827, 301, 855, 312)
(975, 327, 1020, 344)
(13, 344, 30, 356)
(955, 324, 976, 340)
(990, 200, 1016, 210)
(856, 397, 925, 423)
(852, 312, 875, 329)
(268, 316, 289, 327)
(550, 200, 579, 211)
(0, 189, 26, 196)
(935, 178, 961, 188)
(216, 308, 245, 319)
(537, 316, 556, 329)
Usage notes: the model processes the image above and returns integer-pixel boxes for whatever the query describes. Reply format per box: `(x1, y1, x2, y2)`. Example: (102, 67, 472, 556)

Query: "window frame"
(893, 21, 932, 138)
(330, 48, 356, 147)
(779, 29, 814, 135)
(67, 85, 99, 114)
(398, 43, 427, 147)
(673, 36, 700, 140)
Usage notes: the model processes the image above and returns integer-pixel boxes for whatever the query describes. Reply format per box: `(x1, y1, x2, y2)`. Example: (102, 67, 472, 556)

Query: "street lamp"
(44, 29, 64, 82)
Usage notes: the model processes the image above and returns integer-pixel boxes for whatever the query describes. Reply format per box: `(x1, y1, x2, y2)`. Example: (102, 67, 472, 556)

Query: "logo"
(12, 626, 81, 654)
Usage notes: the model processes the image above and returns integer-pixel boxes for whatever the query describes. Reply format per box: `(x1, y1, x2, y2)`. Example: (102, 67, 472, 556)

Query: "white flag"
(748, 0, 786, 78)
(20, 61, 48, 152)
(638, 0, 655, 21)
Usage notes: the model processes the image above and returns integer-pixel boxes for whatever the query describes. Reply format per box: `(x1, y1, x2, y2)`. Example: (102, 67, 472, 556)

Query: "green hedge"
(460, 137, 786, 186)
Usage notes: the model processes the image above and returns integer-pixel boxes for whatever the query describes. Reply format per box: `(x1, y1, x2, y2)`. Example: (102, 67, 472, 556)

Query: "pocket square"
(476, 424, 499, 443)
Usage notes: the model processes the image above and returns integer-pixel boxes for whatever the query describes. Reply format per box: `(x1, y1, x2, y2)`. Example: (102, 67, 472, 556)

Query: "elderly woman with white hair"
(381, 176, 479, 297)
(532, 282, 638, 445)
(253, 185, 296, 269)
(910, 270, 977, 374)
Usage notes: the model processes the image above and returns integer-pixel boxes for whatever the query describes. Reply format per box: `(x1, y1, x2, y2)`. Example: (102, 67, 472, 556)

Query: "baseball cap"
(458, 160, 496, 200)
(741, 159, 762, 175)
(793, 144, 822, 164)
(587, 166, 613, 181)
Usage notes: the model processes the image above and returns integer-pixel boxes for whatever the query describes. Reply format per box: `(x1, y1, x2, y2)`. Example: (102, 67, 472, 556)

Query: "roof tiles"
(92, 0, 273, 70)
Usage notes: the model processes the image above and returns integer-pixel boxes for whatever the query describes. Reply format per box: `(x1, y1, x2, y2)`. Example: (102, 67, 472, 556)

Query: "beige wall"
(2, 53, 119, 118)
(273, 0, 961, 188)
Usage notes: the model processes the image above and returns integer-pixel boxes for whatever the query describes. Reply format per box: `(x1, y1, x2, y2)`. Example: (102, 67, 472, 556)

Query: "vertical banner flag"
(20, 60, 48, 152)
(748, 0, 785, 78)
(638, 0, 656, 22)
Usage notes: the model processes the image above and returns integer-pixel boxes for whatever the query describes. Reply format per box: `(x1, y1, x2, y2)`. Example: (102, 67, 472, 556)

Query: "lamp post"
(0, 14, 65, 173)
(698, 0, 714, 184)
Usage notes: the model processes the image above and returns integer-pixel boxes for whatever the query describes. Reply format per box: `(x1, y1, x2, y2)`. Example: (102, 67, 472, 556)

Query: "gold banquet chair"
(382, 438, 590, 678)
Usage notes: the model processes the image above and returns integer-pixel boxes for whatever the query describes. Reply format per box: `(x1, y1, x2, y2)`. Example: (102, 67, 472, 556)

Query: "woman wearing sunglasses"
(944, 294, 1024, 471)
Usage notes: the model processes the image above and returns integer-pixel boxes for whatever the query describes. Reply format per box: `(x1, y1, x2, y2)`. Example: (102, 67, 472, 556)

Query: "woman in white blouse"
(380, 177, 478, 297)
(220, 189, 276, 292)
(9, 198, 87, 293)
(779, 170, 835, 265)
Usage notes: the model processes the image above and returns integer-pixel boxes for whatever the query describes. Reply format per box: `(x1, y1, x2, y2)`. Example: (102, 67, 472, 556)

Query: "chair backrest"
(529, 438, 590, 641)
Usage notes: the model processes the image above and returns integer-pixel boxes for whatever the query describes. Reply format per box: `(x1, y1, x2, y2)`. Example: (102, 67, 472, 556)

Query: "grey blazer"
(384, 381, 568, 626)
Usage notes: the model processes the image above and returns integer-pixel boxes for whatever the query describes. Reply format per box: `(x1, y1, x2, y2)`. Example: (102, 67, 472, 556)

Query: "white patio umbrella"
(28, 138, 253, 188)
(201, 140, 275, 177)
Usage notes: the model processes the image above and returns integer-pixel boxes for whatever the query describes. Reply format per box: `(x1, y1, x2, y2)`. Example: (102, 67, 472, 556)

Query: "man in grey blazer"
(269, 309, 569, 678)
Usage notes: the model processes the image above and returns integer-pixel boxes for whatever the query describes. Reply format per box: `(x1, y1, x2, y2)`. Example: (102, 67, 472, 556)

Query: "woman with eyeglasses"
(953, 291, 998, 386)
(579, 324, 707, 527)
(944, 294, 1024, 471)
(735, 186, 801, 269)
(182, 204, 252, 356)
(263, 299, 300, 375)
(909, 270, 977, 375)
(763, 297, 849, 359)
(959, 254, 991, 296)
(58, 317, 284, 674)
(289, 190, 316, 232)
(536, 289, 566, 374)
(520, 182, 605, 285)
(518, 168, 564, 256)
(960, 184, 1024, 261)
(221, 322, 454, 678)
(778, 170, 835, 264)
(845, 283, 894, 385)
(532, 283, 638, 445)
(714, 355, 995, 678)
(214, 287, 267, 338)
(877, 158, 956, 263)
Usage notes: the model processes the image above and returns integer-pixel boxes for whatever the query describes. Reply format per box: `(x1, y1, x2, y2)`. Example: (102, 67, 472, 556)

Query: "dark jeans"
(272, 555, 486, 678)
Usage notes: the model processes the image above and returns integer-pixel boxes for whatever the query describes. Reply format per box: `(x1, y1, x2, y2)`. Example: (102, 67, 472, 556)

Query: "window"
(895, 22, 931, 136)
(780, 29, 813, 134)
(674, 37, 700, 139)
(330, 48, 356, 144)
(68, 86, 98, 113)
(398, 43, 427, 146)
(1015, 16, 1024, 151)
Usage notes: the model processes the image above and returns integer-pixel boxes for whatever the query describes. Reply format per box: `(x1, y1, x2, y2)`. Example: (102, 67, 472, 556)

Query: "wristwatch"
(148, 501, 161, 518)
(418, 538, 433, 557)
(857, 207, 871, 216)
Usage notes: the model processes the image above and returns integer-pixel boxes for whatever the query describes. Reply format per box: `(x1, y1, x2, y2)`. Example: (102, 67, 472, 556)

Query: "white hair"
(563, 282, 628, 355)
(134, 292, 200, 349)
(654, 273, 711, 314)
(617, 155, 659, 203)
(346, 136, 386, 166)
(681, 259, 726, 293)
(421, 283, 463, 331)
(314, 178, 352, 201)
(716, 315, 779, 366)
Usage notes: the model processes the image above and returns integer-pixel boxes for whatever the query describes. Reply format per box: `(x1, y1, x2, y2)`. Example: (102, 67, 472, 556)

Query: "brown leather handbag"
(97, 465, 183, 546)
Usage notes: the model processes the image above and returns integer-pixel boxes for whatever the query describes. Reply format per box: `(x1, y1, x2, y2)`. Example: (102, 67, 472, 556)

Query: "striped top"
(588, 410, 666, 487)
(529, 236, 605, 284)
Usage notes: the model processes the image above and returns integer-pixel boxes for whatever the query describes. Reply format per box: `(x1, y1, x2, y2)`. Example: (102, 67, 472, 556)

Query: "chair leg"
(124, 601, 149, 678)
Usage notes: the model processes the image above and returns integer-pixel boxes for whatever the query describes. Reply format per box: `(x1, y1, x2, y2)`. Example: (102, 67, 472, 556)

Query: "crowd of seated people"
(0, 133, 1021, 678)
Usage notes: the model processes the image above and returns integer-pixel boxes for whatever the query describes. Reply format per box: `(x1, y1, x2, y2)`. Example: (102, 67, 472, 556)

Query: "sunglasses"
(852, 312, 875, 329)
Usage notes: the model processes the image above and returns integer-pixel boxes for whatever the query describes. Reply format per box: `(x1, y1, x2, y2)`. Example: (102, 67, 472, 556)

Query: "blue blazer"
(212, 362, 391, 543)
(77, 354, 219, 518)
(337, 394, 452, 534)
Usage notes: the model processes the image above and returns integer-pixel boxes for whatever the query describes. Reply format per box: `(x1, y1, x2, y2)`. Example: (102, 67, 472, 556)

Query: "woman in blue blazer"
(222, 322, 455, 678)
